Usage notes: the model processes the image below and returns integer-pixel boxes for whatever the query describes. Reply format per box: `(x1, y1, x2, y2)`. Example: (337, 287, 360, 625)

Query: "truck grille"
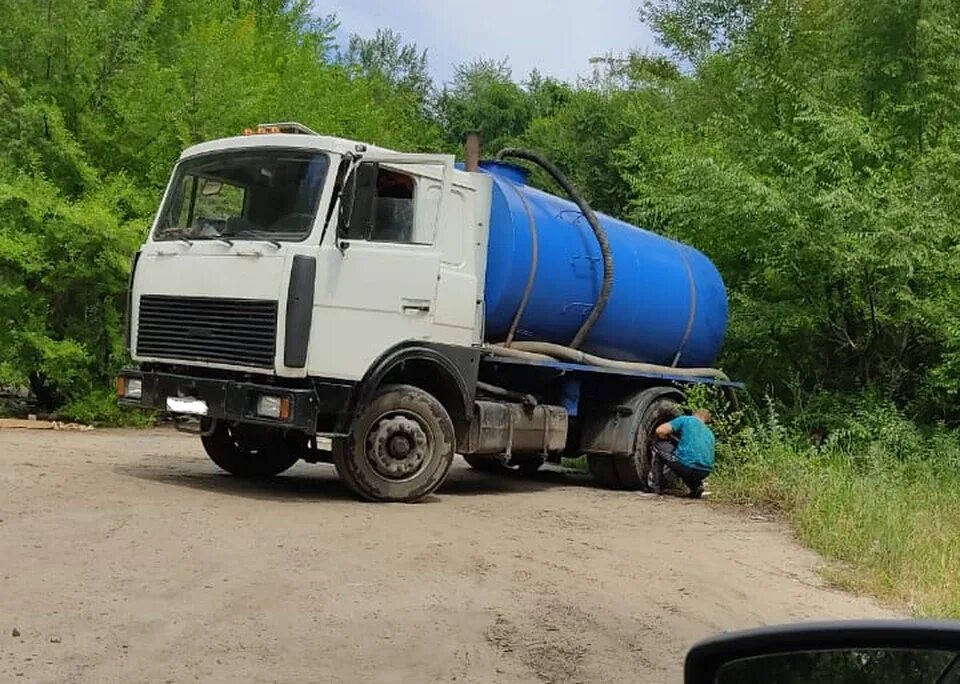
(136, 295, 278, 368)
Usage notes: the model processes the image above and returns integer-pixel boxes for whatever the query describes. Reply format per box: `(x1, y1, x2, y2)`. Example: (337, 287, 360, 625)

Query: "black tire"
(587, 454, 622, 488)
(200, 421, 304, 478)
(463, 454, 508, 473)
(613, 397, 683, 490)
(333, 384, 455, 502)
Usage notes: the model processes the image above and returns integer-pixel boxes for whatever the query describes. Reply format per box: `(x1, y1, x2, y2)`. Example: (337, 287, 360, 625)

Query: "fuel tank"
(481, 161, 728, 367)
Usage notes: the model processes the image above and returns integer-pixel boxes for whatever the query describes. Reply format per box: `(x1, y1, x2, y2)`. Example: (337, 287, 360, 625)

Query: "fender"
(581, 386, 686, 456)
(340, 341, 480, 433)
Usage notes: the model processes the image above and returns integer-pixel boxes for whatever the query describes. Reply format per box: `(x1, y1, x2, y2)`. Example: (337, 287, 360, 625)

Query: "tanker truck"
(117, 122, 738, 502)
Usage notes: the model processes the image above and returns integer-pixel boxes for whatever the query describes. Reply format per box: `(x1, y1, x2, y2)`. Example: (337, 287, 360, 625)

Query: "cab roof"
(179, 132, 398, 161)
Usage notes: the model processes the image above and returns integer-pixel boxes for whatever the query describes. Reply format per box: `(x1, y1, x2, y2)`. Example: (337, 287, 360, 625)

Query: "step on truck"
(117, 123, 739, 502)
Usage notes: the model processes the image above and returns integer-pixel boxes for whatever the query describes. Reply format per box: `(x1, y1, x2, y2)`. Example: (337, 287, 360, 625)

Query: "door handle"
(401, 299, 431, 314)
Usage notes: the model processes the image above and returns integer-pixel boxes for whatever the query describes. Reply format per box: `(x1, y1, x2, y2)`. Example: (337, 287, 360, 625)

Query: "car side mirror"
(684, 621, 960, 684)
(200, 179, 222, 196)
(337, 161, 378, 240)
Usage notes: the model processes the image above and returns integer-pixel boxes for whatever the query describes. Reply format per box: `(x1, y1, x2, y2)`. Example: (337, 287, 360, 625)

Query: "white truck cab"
(133, 125, 490, 381)
(121, 124, 507, 502)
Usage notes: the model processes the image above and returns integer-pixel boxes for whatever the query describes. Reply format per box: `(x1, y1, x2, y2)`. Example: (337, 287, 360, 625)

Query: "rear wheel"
(333, 385, 455, 502)
(614, 397, 683, 490)
(586, 395, 683, 490)
(200, 420, 304, 478)
(586, 455, 621, 488)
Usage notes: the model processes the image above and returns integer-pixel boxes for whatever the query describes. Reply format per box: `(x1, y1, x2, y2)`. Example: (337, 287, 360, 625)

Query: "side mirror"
(337, 161, 378, 239)
(685, 621, 960, 684)
(200, 179, 223, 196)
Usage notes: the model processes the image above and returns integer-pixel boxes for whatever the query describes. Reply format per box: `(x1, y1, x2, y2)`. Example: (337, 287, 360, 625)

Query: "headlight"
(257, 395, 290, 420)
(117, 376, 142, 400)
(125, 378, 143, 400)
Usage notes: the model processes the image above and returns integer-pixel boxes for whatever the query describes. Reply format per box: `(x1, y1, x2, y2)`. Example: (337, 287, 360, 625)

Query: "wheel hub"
(366, 415, 430, 480)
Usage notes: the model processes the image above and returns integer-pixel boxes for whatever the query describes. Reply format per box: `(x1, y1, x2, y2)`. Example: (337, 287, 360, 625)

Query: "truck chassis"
(120, 341, 739, 502)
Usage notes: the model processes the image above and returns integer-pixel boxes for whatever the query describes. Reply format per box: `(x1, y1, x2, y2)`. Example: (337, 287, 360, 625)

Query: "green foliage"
(610, 0, 960, 421)
(340, 28, 432, 104)
(59, 388, 155, 427)
(435, 59, 535, 154)
(0, 0, 442, 419)
(640, 0, 765, 63)
(4, 0, 960, 436)
(0, 173, 144, 405)
(713, 396, 960, 617)
(522, 88, 635, 214)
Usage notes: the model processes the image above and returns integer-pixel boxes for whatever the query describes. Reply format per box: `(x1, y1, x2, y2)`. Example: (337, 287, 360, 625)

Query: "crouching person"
(649, 409, 715, 499)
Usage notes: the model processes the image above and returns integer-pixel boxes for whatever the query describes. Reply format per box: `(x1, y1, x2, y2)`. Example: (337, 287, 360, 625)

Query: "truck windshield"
(154, 150, 329, 243)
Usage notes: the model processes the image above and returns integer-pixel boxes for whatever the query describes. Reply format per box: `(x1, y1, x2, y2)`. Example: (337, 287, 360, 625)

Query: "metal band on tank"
(671, 244, 698, 367)
(503, 183, 539, 346)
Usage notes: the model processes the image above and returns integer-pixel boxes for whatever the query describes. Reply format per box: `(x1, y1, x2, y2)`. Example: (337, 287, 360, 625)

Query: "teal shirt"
(669, 415, 716, 472)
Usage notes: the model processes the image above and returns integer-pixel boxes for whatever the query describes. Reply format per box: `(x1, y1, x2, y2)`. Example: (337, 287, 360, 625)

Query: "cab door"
(309, 153, 456, 381)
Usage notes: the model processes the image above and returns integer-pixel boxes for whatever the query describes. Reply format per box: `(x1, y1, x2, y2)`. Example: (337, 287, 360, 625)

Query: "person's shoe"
(688, 484, 704, 499)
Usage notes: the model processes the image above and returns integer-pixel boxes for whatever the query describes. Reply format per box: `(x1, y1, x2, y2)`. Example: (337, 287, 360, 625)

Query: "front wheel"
(200, 421, 304, 477)
(333, 385, 456, 502)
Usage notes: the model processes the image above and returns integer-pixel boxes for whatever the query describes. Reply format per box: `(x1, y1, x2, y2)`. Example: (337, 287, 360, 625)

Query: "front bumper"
(118, 370, 353, 435)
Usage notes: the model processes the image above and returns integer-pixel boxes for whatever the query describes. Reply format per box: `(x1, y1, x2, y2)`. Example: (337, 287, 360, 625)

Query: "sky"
(322, 0, 659, 85)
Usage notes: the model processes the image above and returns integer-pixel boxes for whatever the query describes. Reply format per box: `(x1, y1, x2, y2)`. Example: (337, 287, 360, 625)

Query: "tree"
(435, 59, 534, 154)
(622, 0, 960, 420)
(341, 28, 432, 104)
(0, 0, 442, 414)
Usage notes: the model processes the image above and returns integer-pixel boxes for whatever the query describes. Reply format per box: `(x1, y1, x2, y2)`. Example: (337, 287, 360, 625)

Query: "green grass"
(570, 387, 960, 616)
(561, 456, 589, 472)
(711, 399, 960, 617)
(57, 388, 156, 427)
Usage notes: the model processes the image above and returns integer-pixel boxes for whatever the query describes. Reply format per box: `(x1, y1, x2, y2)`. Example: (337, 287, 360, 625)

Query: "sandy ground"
(0, 429, 895, 683)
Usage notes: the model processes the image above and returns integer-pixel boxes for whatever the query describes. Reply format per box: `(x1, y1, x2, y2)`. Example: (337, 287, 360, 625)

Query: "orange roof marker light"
(242, 122, 320, 136)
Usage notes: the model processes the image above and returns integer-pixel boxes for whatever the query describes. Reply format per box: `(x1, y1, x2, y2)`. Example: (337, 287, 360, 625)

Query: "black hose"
(494, 148, 614, 350)
(477, 381, 538, 407)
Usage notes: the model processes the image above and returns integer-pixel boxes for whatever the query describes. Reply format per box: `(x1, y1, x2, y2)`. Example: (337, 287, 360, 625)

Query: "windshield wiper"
(232, 230, 281, 248)
(159, 228, 194, 246)
(212, 237, 234, 247)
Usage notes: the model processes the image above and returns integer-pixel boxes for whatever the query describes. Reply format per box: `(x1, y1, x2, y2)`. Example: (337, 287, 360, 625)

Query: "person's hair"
(693, 409, 712, 424)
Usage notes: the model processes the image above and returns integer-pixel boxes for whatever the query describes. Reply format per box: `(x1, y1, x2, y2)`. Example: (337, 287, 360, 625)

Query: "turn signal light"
(116, 376, 142, 399)
(243, 126, 282, 136)
(257, 395, 292, 421)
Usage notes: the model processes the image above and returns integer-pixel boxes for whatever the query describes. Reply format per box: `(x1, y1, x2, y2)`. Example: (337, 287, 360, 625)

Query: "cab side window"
(338, 163, 428, 244)
(370, 169, 415, 243)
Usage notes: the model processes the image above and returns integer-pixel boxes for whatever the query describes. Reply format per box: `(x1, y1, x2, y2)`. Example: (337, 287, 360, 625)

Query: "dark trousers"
(650, 440, 711, 494)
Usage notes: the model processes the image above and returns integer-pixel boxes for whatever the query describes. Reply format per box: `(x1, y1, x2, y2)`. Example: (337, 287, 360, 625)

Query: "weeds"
(711, 394, 960, 617)
(58, 389, 155, 427)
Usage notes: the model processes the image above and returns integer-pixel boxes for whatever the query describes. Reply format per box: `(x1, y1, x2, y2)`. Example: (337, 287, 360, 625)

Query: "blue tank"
(480, 161, 728, 368)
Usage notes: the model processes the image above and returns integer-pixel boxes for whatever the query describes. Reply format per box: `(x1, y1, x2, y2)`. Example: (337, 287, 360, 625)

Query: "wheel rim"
(364, 411, 432, 481)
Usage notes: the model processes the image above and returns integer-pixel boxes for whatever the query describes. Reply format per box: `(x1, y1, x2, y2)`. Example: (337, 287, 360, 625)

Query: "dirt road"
(1, 429, 893, 683)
